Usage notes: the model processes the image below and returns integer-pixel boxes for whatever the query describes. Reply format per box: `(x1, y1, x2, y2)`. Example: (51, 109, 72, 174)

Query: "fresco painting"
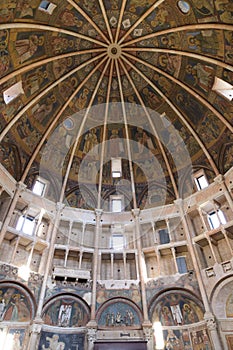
(0, 284, 32, 322)
(39, 331, 85, 350)
(226, 293, 233, 317)
(98, 300, 141, 327)
(163, 329, 191, 350)
(152, 292, 204, 326)
(163, 328, 212, 350)
(42, 296, 90, 327)
(0, 327, 26, 350)
(226, 335, 233, 350)
(190, 329, 212, 350)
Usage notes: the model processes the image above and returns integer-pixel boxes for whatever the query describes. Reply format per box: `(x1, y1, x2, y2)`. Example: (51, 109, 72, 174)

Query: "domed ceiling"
(0, 0, 232, 211)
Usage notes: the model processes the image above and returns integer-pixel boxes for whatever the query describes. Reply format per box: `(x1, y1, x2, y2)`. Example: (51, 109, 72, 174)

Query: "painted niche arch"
(96, 297, 143, 329)
(210, 276, 233, 319)
(42, 293, 90, 327)
(0, 281, 35, 322)
(149, 289, 204, 327)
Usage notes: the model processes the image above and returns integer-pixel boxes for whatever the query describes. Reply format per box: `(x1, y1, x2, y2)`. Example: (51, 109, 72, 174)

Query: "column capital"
(95, 209, 103, 219)
(132, 208, 140, 218)
(142, 322, 153, 342)
(174, 198, 183, 208)
(204, 312, 217, 330)
(214, 174, 224, 184)
(16, 181, 27, 192)
(56, 201, 65, 212)
(86, 322, 98, 341)
(29, 318, 44, 334)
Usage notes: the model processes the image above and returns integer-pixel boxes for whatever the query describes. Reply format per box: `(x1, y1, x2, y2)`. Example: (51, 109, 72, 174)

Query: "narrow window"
(158, 228, 170, 244)
(194, 171, 209, 190)
(195, 174, 209, 190)
(212, 77, 233, 101)
(208, 210, 226, 229)
(32, 177, 47, 196)
(111, 158, 122, 178)
(176, 256, 188, 274)
(38, 1, 57, 14)
(110, 195, 124, 212)
(112, 199, 122, 212)
(16, 216, 35, 235)
(111, 234, 124, 250)
(3, 81, 24, 104)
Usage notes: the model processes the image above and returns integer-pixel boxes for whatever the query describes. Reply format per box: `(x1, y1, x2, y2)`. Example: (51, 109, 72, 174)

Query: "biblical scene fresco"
(227, 335, 233, 350)
(42, 296, 90, 327)
(0, 327, 26, 350)
(146, 275, 200, 306)
(163, 328, 212, 350)
(190, 329, 212, 350)
(97, 299, 141, 328)
(226, 293, 233, 317)
(44, 283, 92, 303)
(151, 292, 204, 326)
(96, 286, 142, 308)
(0, 0, 232, 212)
(0, 283, 33, 322)
(39, 331, 85, 350)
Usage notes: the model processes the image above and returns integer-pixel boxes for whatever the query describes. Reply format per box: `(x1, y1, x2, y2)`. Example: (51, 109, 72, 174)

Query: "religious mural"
(226, 293, 233, 317)
(226, 335, 233, 350)
(0, 327, 26, 350)
(42, 295, 90, 327)
(163, 329, 191, 350)
(151, 292, 204, 326)
(163, 328, 212, 350)
(39, 331, 85, 350)
(96, 285, 142, 308)
(190, 329, 212, 350)
(97, 299, 142, 328)
(0, 0, 232, 213)
(0, 283, 33, 322)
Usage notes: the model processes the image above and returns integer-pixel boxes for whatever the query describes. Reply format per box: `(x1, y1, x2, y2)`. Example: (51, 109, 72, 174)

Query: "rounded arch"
(210, 275, 233, 319)
(149, 288, 204, 326)
(65, 184, 97, 209)
(42, 293, 90, 327)
(25, 169, 61, 202)
(0, 280, 36, 322)
(96, 296, 143, 329)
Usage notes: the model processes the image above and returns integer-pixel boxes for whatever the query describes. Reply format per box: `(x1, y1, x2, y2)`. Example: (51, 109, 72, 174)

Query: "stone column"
(35, 202, 64, 320)
(38, 219, 53, 274)
(97, 251, 101, 280)
(143, 325, 154, 350)
(132, 209, 152, 349)
(205, 313, 224, 350)
(171, 247, 178, 273)
(87, 211, 101, 350)
(86, 326, 97, 350)
(175, 198, 223, 350)
(88, 209, 102, 326)
(26, 321, 43, 350)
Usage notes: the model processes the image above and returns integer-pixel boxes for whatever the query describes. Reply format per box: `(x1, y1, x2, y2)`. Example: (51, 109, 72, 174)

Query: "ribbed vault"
(0, 0, 232, 211)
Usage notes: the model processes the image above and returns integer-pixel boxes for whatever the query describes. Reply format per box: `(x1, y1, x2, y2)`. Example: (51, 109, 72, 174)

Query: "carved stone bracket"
(0, 263, 18, 277)
(142, 322, 153, 342)
(87, 327, 97, 344)
(29, 321, 43, 335)
(204, 312, 217, 331)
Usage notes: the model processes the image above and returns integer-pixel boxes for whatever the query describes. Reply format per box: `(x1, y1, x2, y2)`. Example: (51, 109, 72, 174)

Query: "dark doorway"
(94, 342, 147, 350)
